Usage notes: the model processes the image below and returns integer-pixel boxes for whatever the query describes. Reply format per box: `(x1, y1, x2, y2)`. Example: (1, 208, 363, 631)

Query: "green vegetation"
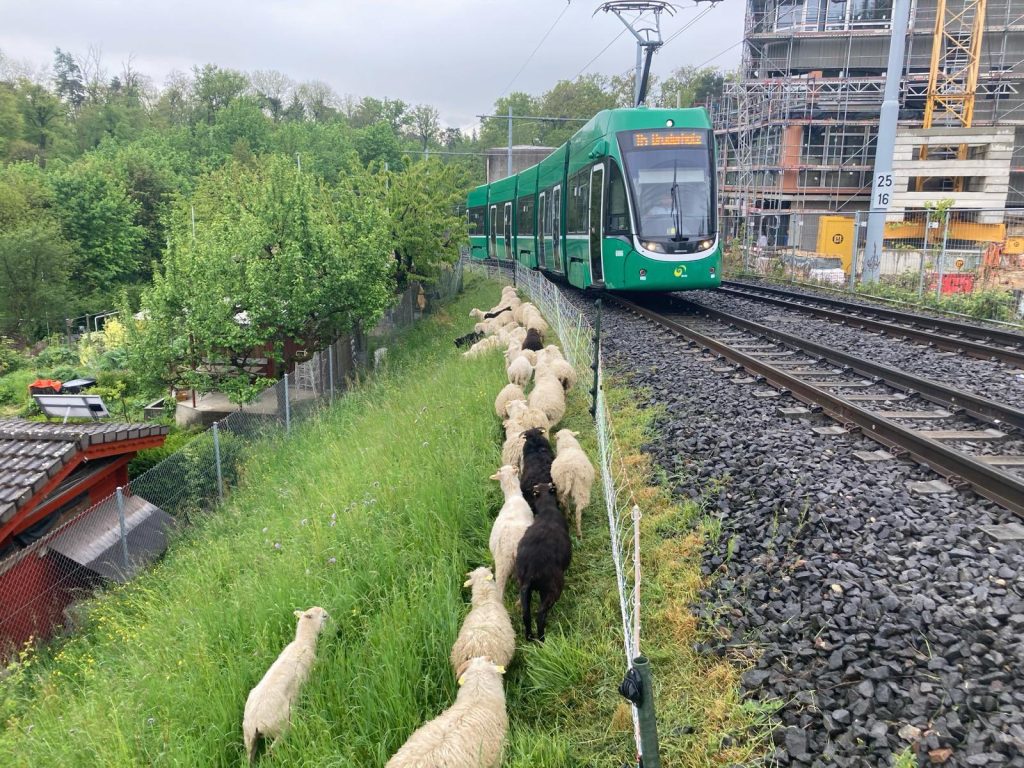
(0, 276, 766, 766)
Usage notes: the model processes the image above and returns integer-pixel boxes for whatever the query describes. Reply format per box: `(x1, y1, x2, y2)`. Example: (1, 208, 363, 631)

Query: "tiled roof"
(0, 420, 170, 525)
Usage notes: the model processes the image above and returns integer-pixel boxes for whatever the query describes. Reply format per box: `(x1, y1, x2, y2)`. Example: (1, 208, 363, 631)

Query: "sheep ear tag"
(457, 674, 466, 686)
(485, 572, 494, 581)
(495, 665, 506, 674)
(463, 578, 473, 587)
(293, 610, 303, 618)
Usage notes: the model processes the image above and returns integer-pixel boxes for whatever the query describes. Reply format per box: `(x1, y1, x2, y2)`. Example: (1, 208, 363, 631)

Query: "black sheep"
(483, 305, 512, 320)
(453, 330, 484, 348)
(519, 428, 554, 507)
(522, 328, 544, 351)
(515, 482, 572, 642)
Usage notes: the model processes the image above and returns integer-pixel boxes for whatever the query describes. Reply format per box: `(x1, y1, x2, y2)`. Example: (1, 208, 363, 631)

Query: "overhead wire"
(499, 1, 573, 97)
(573, 26, 631, 79)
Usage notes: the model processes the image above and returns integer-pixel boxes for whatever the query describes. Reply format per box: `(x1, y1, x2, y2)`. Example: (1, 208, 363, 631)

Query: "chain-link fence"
(0, 269, 463, 662)
(463, 258, 650, 763)
(720, 207, 1024, 324)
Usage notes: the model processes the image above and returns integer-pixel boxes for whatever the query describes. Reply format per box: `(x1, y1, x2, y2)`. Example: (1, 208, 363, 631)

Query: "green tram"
(467, 107, 721, 291)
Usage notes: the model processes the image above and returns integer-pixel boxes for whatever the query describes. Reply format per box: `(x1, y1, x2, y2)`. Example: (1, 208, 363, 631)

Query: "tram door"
(537, 192, 547, 268)
(589, 166, 604, 283)
(552, 186, 562, 273)
(503, 202, 512, 261)
(489, 205, 497, 259)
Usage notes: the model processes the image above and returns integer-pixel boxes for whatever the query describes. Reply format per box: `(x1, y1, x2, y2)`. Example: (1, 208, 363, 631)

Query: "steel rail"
(682, 298, 1024, 431)
(610, 295, 1024, 517)
(722, 279, 1024, 357)
(717, 282, 1024, 368)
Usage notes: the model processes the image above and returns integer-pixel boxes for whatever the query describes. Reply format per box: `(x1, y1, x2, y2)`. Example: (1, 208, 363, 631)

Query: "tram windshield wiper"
(669, 161, 685, 242)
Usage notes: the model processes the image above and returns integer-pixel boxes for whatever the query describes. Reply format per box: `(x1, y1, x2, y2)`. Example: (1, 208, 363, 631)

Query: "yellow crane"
(917, 0, 987, 192)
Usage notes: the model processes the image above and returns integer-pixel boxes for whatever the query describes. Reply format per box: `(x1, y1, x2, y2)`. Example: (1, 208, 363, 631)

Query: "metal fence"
(0, 269, 463, 662)
(463, 258, 650, 764)
(720, 207, 1024, 324)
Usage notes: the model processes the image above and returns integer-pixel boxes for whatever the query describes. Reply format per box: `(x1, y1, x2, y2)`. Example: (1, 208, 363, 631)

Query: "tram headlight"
(699, 239, 713, 251)
(643, 241, 665, 253)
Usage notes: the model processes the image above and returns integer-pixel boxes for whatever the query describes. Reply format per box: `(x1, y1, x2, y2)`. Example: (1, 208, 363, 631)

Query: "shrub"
(0, 337, 25, 376)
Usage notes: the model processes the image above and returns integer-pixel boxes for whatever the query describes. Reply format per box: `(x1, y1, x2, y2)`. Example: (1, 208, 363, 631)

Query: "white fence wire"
(464, 258, 647, 759)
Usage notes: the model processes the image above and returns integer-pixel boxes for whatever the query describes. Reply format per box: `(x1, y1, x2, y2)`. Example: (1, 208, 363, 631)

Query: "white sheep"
(506, 326, 528, 346)
(520, 306, 549, 334)
(535, 356, 577, 392)
(506, 355, 533, 387)
(551, 429, 595, 539)
(512, 301, 532, 326)
(243, 607, 330, 763)
(501, 430, 526, 470)
(504, 341, 536, 368)
(450, 566, 516, 676)
(488, 466, 534, 593)
(494, 383, 526, 420)
(385, 657, 508, 768)
(504, 399, 549, 431)
(535, 345, 564, 366)
(527, 372, 566, 427)
(463, 332, 510, 359)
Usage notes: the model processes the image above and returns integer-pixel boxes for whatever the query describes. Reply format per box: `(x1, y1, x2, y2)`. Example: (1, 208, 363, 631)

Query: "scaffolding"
(715, 0, 1024, 235)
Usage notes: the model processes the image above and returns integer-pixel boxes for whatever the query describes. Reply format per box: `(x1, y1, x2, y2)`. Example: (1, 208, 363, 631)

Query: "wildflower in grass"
(273, 542, 281, 550)
(327, 557, 336, 565)
(300, 518, 308, 525)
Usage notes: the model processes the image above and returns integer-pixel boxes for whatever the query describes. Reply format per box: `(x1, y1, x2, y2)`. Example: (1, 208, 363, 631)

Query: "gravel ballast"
(568, 293, 1024, 767)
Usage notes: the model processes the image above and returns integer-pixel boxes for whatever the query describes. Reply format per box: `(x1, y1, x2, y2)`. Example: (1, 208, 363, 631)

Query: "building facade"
(713, 0, 1024, 253)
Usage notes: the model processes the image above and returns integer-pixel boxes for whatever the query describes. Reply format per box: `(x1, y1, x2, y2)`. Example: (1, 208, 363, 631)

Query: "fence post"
(935, 211, 951, 299)
(328, 343, 335, 403)
(213, 421, 224, 503)
(633, 656, 661, 768)
(918, 215, 931, 299)
(284, 373, 291, 434)
(115, 486, 129, 572)
(590, 299, 602, 418)
(848, 212, 862, 293)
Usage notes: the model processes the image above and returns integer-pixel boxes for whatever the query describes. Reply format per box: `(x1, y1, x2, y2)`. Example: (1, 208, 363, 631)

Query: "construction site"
(712, 0, 1024, 301)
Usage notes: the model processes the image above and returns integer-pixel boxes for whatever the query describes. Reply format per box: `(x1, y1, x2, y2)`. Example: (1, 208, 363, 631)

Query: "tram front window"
(618, 129, 715, 252)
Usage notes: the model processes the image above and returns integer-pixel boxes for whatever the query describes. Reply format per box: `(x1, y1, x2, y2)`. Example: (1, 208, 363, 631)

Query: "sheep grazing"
(551, 429, 595, 539)
(504, 341, 536, 368)
(522, 328, 544, 352)
(527, 372, 567, 427)
(243, 607, 330, 763)
(535, 356, 577, 392)
(463, 334, 505, 359)
(518, 427, 555, 505)
(450, 567, 516, 676)
(520, 305, 549, 334)
(385, 657, 508, 768)
(506, 355, 533, 387)
(504, 399, 549, 432)
(515, 483, 572, 642)
(506, 326, 528, 346)
(454, 330, 485, 349)
(494, 383, 526, 420)
(501, 430, 526, 471)
(488, 466, 535, 593)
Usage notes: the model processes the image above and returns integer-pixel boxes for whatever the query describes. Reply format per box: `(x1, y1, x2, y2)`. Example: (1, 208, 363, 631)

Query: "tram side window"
(517, 197, 535, 235)
(568, 171, 589, 235)
(468, 206, 485, 235)
(606, 161, 631, 235)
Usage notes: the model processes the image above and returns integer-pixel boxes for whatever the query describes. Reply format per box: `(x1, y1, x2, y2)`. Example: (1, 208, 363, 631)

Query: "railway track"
(609, 294, 1024, 517)
(719, 279, 1024, 368)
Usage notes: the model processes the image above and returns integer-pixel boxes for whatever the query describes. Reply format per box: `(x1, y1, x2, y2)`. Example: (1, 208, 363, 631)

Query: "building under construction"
(713, 0, 1024, 264)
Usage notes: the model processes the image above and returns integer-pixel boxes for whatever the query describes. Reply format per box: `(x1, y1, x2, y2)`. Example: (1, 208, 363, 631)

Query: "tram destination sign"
(631, 130, 705, 148)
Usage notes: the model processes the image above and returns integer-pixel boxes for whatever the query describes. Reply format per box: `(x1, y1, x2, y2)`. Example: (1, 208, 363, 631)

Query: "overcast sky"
(0, 0, 744, 130)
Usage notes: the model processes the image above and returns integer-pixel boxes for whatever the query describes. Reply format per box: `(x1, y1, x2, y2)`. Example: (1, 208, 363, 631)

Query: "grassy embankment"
(0, 273, 770, 766)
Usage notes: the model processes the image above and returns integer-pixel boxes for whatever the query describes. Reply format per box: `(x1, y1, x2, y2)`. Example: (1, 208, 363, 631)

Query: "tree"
(52, 48, 86, 113)
(657, 66, 726, 108)
(387, 158, 468, 286)
(536, 75, 617, 145)
(50, 157, 145, 295)
(409, 104, 439, 151)
(131, 154, 394, 394)
(19, 81, 64, 163)
(296, 80, 338, 123)
(351, 96, 409, 131)
(192, 64, 248, 125)
(0, 83, 25, 157)
(250, 69, 295, 122)
(354, 121, 405, 169)
(0, 223, 71, 340)
(479, 92, 537, 148)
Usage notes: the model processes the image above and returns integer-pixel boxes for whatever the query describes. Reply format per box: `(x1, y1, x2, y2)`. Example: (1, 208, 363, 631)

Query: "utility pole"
(597, 1, 674, 106)
(507, 104, 513, 177)
(862, 0, 912, 283)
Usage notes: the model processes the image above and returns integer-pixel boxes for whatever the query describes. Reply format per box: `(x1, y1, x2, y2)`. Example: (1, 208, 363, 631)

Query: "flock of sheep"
(240, 285, 596, 766)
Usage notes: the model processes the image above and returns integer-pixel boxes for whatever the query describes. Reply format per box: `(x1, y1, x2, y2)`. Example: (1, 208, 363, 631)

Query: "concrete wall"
(486, 146, 555, 183)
